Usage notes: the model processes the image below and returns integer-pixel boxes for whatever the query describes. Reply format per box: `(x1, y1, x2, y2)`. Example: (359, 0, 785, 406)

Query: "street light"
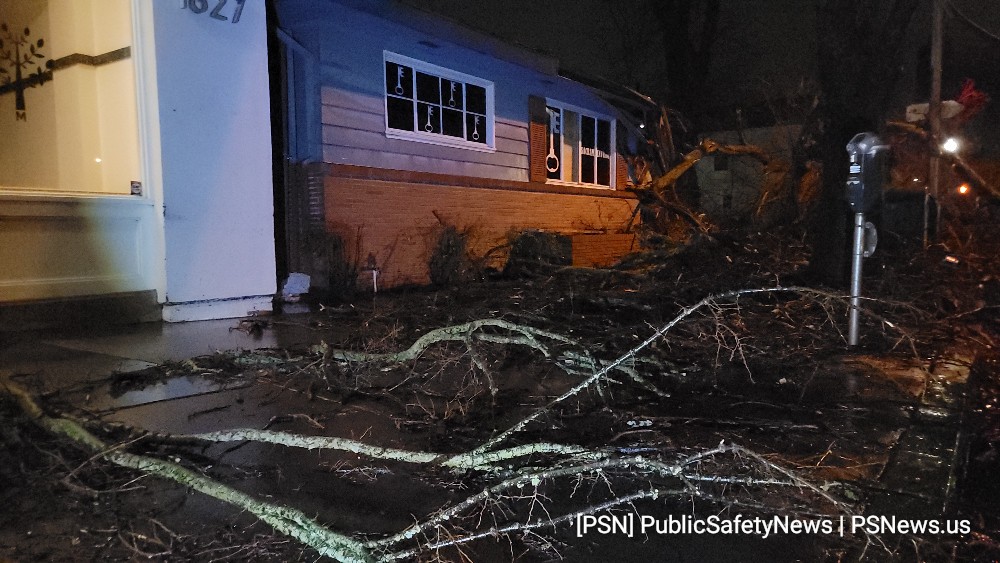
(942, 137, 959, 153)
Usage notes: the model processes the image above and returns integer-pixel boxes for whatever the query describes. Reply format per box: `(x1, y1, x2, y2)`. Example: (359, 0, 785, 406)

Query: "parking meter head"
(845, 132, 890, 213)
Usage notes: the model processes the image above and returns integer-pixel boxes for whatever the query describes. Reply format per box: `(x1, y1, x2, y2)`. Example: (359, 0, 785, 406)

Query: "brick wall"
(571, 234, 638, 267)
(325, 172, 638, 288)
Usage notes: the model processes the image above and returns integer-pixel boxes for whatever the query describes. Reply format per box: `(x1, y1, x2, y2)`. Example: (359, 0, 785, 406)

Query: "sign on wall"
(0, 22, 50, 120)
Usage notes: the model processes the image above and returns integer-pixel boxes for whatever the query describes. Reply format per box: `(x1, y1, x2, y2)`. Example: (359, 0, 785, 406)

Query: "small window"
(544, 100, 615, 188)
(384, 52, 494, 151)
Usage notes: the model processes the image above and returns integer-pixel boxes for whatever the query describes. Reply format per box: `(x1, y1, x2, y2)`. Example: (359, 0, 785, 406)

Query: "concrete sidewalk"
(1, 316, 327, 427)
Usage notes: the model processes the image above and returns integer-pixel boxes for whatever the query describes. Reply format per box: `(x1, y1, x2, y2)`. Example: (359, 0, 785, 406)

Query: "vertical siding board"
(527, 95, 549, 183)
(616, 154, 629, 189)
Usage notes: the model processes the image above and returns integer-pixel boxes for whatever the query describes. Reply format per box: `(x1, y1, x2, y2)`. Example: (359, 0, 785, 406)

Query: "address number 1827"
(182, 0, 248, 24)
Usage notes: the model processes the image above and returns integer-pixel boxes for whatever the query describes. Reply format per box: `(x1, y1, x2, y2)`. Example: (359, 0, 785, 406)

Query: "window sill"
(386, 129, 496, 153)
(0, 189, 153, 204)
(545, 179, 615, 191)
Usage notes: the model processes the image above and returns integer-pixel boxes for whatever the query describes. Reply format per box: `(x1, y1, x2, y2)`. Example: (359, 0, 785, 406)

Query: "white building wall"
(0, 0, 156, 305)
(696, 124, 802, 219)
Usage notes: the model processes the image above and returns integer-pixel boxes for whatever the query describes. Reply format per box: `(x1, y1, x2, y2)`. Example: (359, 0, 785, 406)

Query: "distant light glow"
(913, 177, 920, 182)
(94, 158, 102, 163)
(942, 138, 959, 153)
(958, 183, 970, 195)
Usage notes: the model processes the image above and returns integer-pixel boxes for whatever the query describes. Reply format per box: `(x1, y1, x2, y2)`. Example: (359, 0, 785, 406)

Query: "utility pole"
(925, 0, 943, 248)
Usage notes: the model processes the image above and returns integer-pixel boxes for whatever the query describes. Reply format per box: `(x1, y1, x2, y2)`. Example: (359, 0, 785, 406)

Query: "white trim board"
(162, 295, 273, 323)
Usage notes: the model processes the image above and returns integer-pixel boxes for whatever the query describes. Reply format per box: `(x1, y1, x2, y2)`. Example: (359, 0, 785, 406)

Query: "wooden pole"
(926, 0, 943, 247)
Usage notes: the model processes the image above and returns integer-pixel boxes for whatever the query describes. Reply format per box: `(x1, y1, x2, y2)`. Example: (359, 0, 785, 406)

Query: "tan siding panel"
(321, 85, 384, 114)
(321, 103, 382, 133)
(495, 120, 527, 144)
(322, 125, 528, 169)
(495, 136, 528, 157)
(321, 104, 527, 155)
(323, 146, 528, 181)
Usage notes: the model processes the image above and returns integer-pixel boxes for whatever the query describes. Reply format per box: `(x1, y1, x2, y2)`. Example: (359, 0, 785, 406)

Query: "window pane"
(386, 62, 412, 98)
(417, 102, 441, 134)
(597, 119, 611, 185)
(442, 79, 463, 109)
(442, 108, 463, 137)
(581, 116, 596, 183)
(582, 154, 595, 183)
(416, 72, 440, 104)
(387, 97, 414, 131)
(466, 84, 487, 114)
(581, 116, 596, 149)
(597, 158, 611, 186)
(383, 54, 493, 148)
(466, 113, 485, 143)
(562, 110, 580, 182)
(597, 119, 611, 153)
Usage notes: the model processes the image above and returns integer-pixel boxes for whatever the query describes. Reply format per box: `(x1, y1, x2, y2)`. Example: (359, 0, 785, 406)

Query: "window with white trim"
(544, 101, 615, 187)
(383, 52, 494, 150)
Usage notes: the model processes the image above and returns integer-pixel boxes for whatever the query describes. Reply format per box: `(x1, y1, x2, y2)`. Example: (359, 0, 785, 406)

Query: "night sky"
(408, 0, 1000, 155)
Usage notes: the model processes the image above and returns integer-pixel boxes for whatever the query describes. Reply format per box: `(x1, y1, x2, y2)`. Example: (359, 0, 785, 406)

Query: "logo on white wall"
(0, 23, 52, 121)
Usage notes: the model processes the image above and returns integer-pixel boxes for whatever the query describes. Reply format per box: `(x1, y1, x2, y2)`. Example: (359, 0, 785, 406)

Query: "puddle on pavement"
(95, 375, 477, 540)
(66, 374, 252, 414)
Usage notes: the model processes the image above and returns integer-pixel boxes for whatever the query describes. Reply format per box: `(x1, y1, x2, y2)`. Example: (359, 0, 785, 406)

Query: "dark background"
(406, 0, 1000, 156)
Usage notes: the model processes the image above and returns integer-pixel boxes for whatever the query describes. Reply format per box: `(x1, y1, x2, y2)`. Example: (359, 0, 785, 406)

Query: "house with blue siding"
(274, 0, 651, 289)
(0, 0, 651, 328)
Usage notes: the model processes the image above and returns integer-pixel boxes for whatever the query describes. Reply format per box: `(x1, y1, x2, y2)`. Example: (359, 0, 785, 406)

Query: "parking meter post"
(848, 212, 865, 346)
(844, 132, 888, 348)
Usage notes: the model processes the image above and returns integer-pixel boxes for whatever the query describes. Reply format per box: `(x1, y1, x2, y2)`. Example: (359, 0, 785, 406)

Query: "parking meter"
(844, 132, 889, 347)
(845, 132, 888, 213)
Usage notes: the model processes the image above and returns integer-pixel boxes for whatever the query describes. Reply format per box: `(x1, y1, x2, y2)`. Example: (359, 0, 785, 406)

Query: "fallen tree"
(630, 138, 774, 234)
(2, 286, 909, 562)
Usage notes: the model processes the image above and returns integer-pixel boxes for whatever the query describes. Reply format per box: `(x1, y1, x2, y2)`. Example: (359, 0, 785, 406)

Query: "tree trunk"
(806, 0, 921, 286)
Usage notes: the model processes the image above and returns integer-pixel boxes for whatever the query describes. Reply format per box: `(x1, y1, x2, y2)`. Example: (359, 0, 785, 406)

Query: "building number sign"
(181, 0, 248, 24)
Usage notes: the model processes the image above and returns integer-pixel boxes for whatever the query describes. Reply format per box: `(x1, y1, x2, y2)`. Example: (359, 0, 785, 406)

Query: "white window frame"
(383, 51, 495, 152)
(544, 98, 616, 189)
